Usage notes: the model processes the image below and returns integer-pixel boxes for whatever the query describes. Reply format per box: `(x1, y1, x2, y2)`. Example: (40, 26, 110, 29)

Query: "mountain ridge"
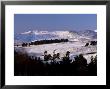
(15, 30, 97, 43)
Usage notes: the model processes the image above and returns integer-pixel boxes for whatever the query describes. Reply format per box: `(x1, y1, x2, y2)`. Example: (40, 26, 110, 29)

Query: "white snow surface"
(15, 41, 97, 64)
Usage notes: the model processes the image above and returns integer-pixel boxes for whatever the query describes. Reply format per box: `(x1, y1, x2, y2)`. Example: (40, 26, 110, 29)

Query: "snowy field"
(15, 41, 97, 64)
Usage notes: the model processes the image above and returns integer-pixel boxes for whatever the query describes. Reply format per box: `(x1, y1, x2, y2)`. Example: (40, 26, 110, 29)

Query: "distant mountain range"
(14, 30, 97, 44)
(78, 30, 97, 39)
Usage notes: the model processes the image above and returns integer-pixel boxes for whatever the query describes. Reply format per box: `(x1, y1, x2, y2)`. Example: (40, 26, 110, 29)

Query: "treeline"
(14, 51, 97, 76)
(22, 39, 68, 47)
(85, 41, 97, 46)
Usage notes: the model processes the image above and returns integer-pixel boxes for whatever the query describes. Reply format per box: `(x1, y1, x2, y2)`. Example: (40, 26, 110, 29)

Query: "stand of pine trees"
(22, 39, 68, 47)
(14, 51, 97, 76)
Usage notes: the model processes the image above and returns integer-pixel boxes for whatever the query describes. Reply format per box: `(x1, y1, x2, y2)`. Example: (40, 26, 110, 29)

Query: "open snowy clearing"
(15, 41, 97, 64)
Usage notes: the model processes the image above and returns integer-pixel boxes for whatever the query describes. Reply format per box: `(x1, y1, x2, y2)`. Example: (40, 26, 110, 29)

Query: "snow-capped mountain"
(94, 30, 97, 33)
(21, 31, 32, 34)
(14, 30, 97, 43)
(78, 30, 97, 39)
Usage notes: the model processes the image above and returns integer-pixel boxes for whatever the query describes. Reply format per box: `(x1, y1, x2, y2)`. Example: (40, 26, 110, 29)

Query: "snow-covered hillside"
(15, 41, 97, 64)
(14, 30, 97, 44)
(14, 30, 97, 64)
(78, 30, 97, 39)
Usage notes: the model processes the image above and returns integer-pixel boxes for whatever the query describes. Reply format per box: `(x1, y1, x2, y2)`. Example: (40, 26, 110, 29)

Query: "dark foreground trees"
(14, 51, 97, 76)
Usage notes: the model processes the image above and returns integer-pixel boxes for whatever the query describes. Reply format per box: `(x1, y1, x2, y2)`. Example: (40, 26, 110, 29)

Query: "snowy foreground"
(15, 41, 97, 64)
